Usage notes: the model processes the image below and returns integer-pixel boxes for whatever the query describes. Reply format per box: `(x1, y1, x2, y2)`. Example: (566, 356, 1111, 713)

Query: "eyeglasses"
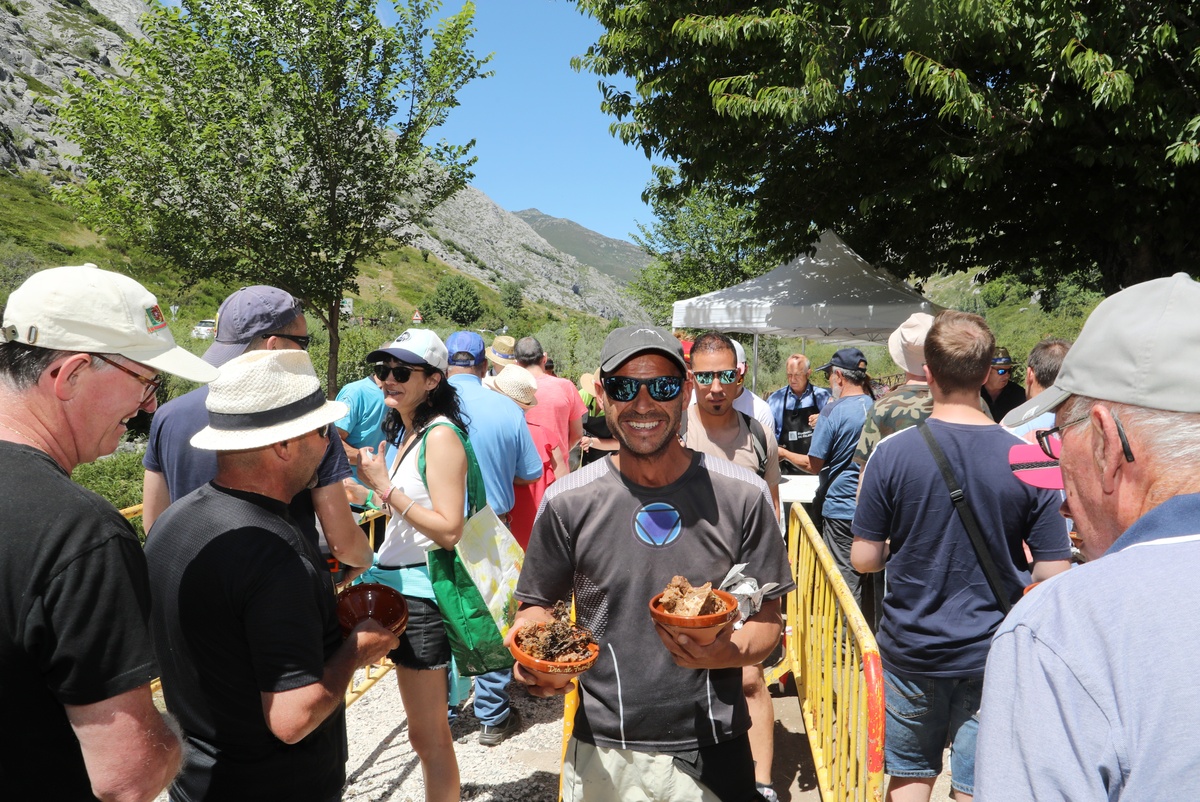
(269, 333, 311, 350)
(994, 368, 1010, 375)
(692, 369, 739, 386)
(602, 375, 684, 402)
(373, 363, 416, 383)
(1036, 410, 1136, 463)
(95, 354, 161, 406)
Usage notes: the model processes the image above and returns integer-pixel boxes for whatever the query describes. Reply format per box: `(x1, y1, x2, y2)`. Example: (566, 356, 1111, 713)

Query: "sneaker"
(477, 708, 521, 746)
(756, 784, 780, 802)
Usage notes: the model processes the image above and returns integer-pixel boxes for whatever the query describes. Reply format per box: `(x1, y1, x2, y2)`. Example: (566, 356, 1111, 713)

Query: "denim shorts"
(388, 594, 451, 671)
(883, 669, 982, 796)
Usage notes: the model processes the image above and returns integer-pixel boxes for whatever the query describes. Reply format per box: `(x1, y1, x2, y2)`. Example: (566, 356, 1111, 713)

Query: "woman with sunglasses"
(357, 329, 470, 802)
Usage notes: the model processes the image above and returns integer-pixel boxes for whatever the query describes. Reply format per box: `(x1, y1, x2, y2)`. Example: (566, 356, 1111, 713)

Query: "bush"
(423, 275, 483, 326)
(72, 448, 147, 541)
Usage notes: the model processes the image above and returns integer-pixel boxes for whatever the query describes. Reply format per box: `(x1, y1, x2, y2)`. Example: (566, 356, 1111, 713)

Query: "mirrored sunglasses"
(692, 369, 739, 386)
(602, 375, 684, 402)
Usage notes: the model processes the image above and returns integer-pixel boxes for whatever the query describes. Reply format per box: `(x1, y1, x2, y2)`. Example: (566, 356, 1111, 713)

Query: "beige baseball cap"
(888, 313, 934, 375)
(1008, 272, 1200, 424)
(1, 264, 217, 383)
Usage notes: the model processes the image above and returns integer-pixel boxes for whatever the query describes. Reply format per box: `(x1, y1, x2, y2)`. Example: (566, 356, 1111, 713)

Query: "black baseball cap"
(816, 347, 868, 373)
(599, 326, 688, 375)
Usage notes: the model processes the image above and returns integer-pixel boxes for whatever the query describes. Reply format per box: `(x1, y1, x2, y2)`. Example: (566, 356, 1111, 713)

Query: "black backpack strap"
(740, 411, 769, 478)
(917, 420, 1013, 614)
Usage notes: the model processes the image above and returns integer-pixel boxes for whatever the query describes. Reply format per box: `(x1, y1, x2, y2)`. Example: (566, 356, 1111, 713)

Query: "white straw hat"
(483, 364, 539, 409)
(1, 264, 217, 383)
(190, 350, 347, 451)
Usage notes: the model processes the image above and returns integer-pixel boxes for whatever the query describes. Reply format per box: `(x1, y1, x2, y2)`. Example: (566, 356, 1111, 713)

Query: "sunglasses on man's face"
(602, 375, 684, 403)
(269, 333, 312, 350)
(993, 367, 1010, 375)
(692, 368, 739, 386)
(373, 363, 416, 383)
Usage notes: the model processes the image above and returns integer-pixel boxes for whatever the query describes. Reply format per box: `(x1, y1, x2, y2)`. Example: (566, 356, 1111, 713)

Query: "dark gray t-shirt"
(516, 452, 795, 752)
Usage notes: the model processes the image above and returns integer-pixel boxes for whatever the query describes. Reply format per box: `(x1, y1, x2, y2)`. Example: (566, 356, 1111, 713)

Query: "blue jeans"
(472, 668, 512, 726)
(883, 669, 982, 796)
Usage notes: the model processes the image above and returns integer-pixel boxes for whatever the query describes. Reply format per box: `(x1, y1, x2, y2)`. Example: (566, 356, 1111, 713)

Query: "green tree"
(631, 170, 776, 324)
(424, 274, 484, 325)
(499, 280, 525, 312)
(572, 0, 1200, 294)
(56, 0, 491, 393)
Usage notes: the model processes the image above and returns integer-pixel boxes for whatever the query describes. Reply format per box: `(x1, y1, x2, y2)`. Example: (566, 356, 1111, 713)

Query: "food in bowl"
(510, 601, 598, 688)
(649, 577, 738, 646)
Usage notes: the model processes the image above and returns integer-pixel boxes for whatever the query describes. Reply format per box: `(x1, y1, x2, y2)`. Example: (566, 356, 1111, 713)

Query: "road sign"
(412, 309, 424, 323)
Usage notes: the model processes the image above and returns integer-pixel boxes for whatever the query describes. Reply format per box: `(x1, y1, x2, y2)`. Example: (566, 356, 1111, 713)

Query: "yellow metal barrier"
(122, 503, 392, 709)
(786, 503, 885, 802)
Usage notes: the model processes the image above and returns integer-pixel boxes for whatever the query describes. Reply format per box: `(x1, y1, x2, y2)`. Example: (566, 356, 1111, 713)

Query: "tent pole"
(752, 334, 759, 393)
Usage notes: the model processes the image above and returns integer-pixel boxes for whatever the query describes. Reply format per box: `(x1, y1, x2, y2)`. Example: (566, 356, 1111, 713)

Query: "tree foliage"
(55, 0, 491, 392)
(631, 169, 777, 324)
(572, 0, 1200, 294)
(424, 274, 483, 325)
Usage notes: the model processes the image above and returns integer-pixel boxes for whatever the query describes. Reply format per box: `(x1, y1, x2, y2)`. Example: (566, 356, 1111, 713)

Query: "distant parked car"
(191, 319, 217, 340)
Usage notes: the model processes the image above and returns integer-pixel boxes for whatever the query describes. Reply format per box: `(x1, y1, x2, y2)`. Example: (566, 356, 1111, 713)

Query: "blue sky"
(381, 0, 658, 243)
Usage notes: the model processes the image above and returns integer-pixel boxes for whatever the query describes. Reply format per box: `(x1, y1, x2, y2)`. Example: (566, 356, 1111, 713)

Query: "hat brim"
(366, 347, 434, 369)
(1009, 441, 1064, 490)
(121, 343, 219, 383)
(1001, 385, 1071, 428)
(600, 345, 687, 377)
(485, 347, 516, 367)
(190, 399, 348, 451)
(482, 375, 536, 408)
(202, 340, 251, 368)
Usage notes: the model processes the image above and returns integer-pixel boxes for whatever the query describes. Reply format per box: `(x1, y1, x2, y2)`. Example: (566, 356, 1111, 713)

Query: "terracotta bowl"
(336, 583, 408, 638)
(649, 588, 739, 646)
(509, 628, 600, 690)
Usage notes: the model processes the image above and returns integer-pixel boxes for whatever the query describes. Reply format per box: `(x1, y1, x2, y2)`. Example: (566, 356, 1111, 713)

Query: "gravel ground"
(343, 666, 566, 802)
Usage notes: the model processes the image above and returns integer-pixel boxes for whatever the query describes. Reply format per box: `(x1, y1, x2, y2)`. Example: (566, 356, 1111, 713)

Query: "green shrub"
(72, 449, 147, 541)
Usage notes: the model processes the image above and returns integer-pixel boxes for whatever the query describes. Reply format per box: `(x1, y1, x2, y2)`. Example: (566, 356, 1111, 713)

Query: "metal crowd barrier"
(122, 504, 394, 709)
(771, 503, 885, 802)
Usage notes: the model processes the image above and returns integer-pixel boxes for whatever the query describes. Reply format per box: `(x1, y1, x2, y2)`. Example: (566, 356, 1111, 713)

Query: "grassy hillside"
(515, 208, 649, 286)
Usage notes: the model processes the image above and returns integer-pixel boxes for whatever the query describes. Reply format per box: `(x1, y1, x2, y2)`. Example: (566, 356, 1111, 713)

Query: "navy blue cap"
(816, 347, 868, 373)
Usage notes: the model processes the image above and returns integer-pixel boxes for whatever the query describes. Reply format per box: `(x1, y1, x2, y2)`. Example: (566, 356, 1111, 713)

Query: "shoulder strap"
(417, 421, 488, 516)
(740, 410, 769, 478)
(916, 420, 1013, 614)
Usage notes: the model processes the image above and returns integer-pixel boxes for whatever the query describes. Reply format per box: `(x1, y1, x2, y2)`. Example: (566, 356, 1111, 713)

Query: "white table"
(778, 474, 820, 505)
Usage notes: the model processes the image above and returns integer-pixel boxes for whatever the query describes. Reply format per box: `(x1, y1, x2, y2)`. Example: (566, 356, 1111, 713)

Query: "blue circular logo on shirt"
(634, 502, 682, 547)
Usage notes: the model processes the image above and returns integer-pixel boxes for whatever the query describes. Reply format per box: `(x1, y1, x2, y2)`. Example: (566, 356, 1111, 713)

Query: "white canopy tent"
(671, 231, 942, 388)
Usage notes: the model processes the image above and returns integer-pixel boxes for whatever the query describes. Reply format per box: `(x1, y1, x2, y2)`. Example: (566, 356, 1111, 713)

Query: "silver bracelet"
(400, 499, 417, 519)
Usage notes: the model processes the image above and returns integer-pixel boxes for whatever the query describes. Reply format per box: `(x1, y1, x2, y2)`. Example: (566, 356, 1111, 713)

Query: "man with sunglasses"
(976, 274, 1200, 800)
(682, 331, 783, 802)
(0, 264, 219, 801)
(142, 285, 373, 576)
(145, 350, 399, 801)
(980, 347, 1025, 422)
(512, 326, 794, 802)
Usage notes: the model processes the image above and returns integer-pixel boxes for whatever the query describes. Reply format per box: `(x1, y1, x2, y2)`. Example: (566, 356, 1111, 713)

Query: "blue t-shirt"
(808, 394, 873, 520)
(335, 375, 387, 482)
(448, 374, 542, 515)
(852, 420, 1072, 678)
(143, 385, 351, 546)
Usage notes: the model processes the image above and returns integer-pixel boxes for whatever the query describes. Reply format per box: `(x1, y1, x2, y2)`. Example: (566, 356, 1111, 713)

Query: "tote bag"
(419, 421, 522, 676)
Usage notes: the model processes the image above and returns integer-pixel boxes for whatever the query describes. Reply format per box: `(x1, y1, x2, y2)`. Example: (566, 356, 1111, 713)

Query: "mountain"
(0, 0, 646, 322)
(515, 208, 650, 286)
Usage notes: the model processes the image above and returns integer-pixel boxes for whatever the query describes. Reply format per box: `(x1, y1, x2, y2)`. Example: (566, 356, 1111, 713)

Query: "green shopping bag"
(420, 422, 518, 676)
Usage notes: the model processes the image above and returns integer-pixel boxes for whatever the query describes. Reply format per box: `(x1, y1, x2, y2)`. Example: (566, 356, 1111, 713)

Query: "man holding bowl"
(511, 326, 794, 802)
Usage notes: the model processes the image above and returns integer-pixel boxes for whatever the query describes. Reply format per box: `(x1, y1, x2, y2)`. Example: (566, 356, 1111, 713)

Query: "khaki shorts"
(561, 737, 722, 802)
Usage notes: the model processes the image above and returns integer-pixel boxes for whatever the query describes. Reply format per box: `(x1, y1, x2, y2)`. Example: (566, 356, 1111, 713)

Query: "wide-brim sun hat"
(190, 350, 347, 451)
(888, 313, 934, 375)
(1, 263, 217, 383)
(484, 364, 539, 409)
(366, 328, 449, 373)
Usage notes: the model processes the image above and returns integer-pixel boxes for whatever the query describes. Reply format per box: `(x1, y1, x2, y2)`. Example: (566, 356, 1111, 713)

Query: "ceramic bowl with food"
(509, 622, 599, 690)
(649, 588, 738, 646)
(336, 583, 408, 638)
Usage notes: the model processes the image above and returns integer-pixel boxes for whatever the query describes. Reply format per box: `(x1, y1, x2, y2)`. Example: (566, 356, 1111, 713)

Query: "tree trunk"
(326, 299, 341, 399)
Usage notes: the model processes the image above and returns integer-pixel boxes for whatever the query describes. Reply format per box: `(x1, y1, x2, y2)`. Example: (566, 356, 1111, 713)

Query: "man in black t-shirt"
(146, 350, 398, 801)
(0, 265, 218, 800)
(511, 326, 794, 802)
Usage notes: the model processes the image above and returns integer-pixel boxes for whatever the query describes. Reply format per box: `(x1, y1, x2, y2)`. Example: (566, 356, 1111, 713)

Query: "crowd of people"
(3, 262, 1199, 802)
